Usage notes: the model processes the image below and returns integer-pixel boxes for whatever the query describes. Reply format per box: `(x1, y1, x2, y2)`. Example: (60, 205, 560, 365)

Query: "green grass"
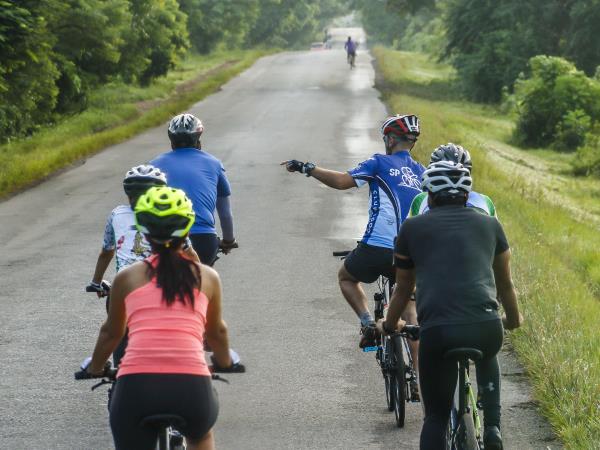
(373, 46, 600, 448)
(0, 49, 272, 198)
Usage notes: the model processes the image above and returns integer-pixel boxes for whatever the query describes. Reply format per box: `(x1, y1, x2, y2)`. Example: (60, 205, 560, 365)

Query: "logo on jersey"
(390, 166, 421, 189)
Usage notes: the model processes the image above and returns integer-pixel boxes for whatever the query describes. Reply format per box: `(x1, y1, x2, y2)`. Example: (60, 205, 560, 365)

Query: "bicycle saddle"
(139, 414, 187, 429)
(443, 347, 483, 362)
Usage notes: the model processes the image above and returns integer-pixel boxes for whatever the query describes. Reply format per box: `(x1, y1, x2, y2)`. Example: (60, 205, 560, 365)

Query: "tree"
(120, 0, 189, 84)
(0, 1, 59, 140)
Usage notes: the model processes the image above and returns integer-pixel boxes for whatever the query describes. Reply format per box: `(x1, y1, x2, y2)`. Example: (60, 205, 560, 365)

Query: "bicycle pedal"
(362, 346, 378, 352)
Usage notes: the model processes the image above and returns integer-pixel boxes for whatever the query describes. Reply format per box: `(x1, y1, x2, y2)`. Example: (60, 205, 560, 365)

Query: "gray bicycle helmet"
(430, 143, 472, 171)
(168, 113, 203, 148)
(421, 161, 472, 195)
(123, 164, 167, 197)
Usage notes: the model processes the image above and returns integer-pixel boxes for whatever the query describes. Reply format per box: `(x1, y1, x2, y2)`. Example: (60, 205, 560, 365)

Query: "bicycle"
(444, 348, 484, 450)
(333, 250, 419, 427)
(75, 361, 241, 450)
(347, 51, 356, 69)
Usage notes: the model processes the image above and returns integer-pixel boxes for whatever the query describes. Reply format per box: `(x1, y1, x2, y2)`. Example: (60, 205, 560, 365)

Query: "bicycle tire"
(456, 411, 478, 450)
(392, 335, 406, 427)
(381, 338, 394, 411)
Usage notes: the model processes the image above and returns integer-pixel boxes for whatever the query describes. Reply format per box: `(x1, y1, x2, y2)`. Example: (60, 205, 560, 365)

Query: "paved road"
(0, 28, 559, 449)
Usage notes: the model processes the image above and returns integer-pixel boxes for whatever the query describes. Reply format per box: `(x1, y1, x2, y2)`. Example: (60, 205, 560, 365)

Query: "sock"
(359, 311, 374, 327)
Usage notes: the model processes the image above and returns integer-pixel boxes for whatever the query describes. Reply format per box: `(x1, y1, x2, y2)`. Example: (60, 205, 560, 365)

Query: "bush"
(514, 55, 600, 148)
(572, 133, 600, 176)
(554, 109, 591, 151)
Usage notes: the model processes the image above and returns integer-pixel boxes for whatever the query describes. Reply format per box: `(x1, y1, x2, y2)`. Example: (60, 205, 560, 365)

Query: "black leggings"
(109, 374, 218, 450)
(189, 233, 219, 266)
(419, 320, 503, 450)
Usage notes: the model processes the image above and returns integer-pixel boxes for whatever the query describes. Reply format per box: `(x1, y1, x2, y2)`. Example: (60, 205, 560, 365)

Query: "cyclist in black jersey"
(377, 160, 522, 450)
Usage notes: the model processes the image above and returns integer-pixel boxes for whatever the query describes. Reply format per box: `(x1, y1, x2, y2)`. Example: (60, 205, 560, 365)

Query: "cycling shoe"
(359, 324, 379, 349)
(483, 425, 503, 450)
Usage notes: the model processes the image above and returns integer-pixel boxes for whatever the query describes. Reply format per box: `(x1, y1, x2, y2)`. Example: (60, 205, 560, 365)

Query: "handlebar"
(85, 280, 111, 297)
(399, 325, 420, 341)
(332, 250, 351, 258)
(74, 366, 117, 381)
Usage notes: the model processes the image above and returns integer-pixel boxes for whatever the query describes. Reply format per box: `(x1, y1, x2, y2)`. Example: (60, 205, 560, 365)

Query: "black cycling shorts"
(109, 374, 218, 450)
(343, 242, 394, 283)
(189, 233, 219, 266)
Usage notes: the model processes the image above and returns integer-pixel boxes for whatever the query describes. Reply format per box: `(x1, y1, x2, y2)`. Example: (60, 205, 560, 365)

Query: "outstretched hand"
(280, 160, 305, 173)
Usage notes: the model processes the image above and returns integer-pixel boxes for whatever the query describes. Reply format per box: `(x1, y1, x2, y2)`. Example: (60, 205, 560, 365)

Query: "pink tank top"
(117, 258, 210, 377)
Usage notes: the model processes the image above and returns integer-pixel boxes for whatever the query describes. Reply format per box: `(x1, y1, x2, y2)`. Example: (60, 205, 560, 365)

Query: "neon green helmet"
(134, 186, 195, 241)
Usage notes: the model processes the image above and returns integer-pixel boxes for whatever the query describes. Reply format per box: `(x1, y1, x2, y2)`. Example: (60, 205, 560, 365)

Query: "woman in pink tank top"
(82, 187, 239, 450)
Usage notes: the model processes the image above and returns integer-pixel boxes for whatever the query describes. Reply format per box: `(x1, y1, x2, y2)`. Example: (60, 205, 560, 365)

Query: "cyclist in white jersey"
(408, 143, 497, 218)
(87, 165, 198, 365)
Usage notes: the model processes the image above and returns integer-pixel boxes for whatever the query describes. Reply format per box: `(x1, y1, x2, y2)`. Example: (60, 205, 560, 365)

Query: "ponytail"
(146, 238, 201, 307)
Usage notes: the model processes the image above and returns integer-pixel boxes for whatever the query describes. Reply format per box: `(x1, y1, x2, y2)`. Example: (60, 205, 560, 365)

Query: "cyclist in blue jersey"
(282, 114, 425, 348)
(344, 36, 357, 66)
(151, 113, 238, 266)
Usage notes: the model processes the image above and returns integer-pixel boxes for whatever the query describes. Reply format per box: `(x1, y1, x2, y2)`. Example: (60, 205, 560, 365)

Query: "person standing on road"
(150, 113, 238, 266)
(81, 186, 243, 450)
(282, 114, 425, 349)
(377, 160, 522, 450)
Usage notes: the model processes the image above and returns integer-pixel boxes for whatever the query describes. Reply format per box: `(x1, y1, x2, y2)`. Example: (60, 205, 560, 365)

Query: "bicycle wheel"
(382, 338, 394, 411)
(455, 412, 478, 450)
(392, 335, 406, 427)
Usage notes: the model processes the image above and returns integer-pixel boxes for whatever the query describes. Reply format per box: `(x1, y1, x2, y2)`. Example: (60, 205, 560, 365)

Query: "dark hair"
(145, 238, 201, 307)
(170, 134, 200, 149)
(430, 192, 468, 207)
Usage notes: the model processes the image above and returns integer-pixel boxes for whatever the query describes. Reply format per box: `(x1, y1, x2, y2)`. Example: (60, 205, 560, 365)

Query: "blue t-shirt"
(348, 151, 425, 249)
(150, 148, 231, 235)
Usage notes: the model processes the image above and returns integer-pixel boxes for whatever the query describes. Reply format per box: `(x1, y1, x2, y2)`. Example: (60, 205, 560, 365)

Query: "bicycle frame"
(447, 358, 483, 450)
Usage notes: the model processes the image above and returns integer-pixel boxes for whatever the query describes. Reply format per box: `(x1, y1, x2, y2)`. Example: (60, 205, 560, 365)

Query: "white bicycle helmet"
(123, 164, 167, 197)
(381, 114, 420, 137)
(168, 113, 203, 147)
(421, 161, 472, 195)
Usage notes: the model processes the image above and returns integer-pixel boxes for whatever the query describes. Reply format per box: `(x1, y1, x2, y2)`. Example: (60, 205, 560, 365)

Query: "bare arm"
(88, 268, 128, 374)
(91, 248, 115, 284)
(493, 249, 522, 330)
(379, 262, 415, 333)
(309, 167, 357, 190)
(203, 265, 232, 368)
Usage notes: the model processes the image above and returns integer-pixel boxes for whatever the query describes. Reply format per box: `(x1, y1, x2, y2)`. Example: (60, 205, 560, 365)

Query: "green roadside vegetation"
(0, 49, 270, 198)
(373, 47, 600, 448)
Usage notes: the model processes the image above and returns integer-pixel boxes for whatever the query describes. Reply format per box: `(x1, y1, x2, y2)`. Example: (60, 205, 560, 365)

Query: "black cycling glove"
(286, 160, 315, 176)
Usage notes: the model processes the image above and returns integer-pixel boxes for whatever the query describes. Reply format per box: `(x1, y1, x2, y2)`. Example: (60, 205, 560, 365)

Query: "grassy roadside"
(0, 49, 273, 199)
(372, 47, 600, 448)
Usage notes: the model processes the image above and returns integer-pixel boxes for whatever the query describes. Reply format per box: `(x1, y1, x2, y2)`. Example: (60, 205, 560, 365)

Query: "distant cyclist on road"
(282, 114, 425, 349)
(344, 36, 357, 66)
(377, 160, 522, 450)
(408, 143, 497, 218)
(150, 113, 238, 266)
(87, 164, 198, 366)
(80, 186, 243, 450)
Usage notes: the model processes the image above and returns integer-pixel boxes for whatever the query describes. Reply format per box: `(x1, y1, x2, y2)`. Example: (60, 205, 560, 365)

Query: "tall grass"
(0, 49, 271, 198)
(373, 47, 600, 448)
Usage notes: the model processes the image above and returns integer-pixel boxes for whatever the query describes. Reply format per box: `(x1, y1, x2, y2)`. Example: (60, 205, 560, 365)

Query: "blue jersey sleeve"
(348, 156, 379, 188)
(217, 163, 231, 197)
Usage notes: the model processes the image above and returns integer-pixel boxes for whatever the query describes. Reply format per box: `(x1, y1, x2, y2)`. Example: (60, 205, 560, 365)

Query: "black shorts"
(189, 233, 219, 266)
(343, 242, 394, 283)
(109, 374, 218, 450)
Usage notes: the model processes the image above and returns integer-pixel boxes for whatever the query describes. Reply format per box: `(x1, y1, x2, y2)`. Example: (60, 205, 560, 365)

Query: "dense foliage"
(514, 56, 600, 149)
(0, 0, 345, 143)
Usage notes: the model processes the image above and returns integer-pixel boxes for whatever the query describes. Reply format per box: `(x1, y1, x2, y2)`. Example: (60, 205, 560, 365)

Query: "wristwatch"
(303, 162, 316, 177)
